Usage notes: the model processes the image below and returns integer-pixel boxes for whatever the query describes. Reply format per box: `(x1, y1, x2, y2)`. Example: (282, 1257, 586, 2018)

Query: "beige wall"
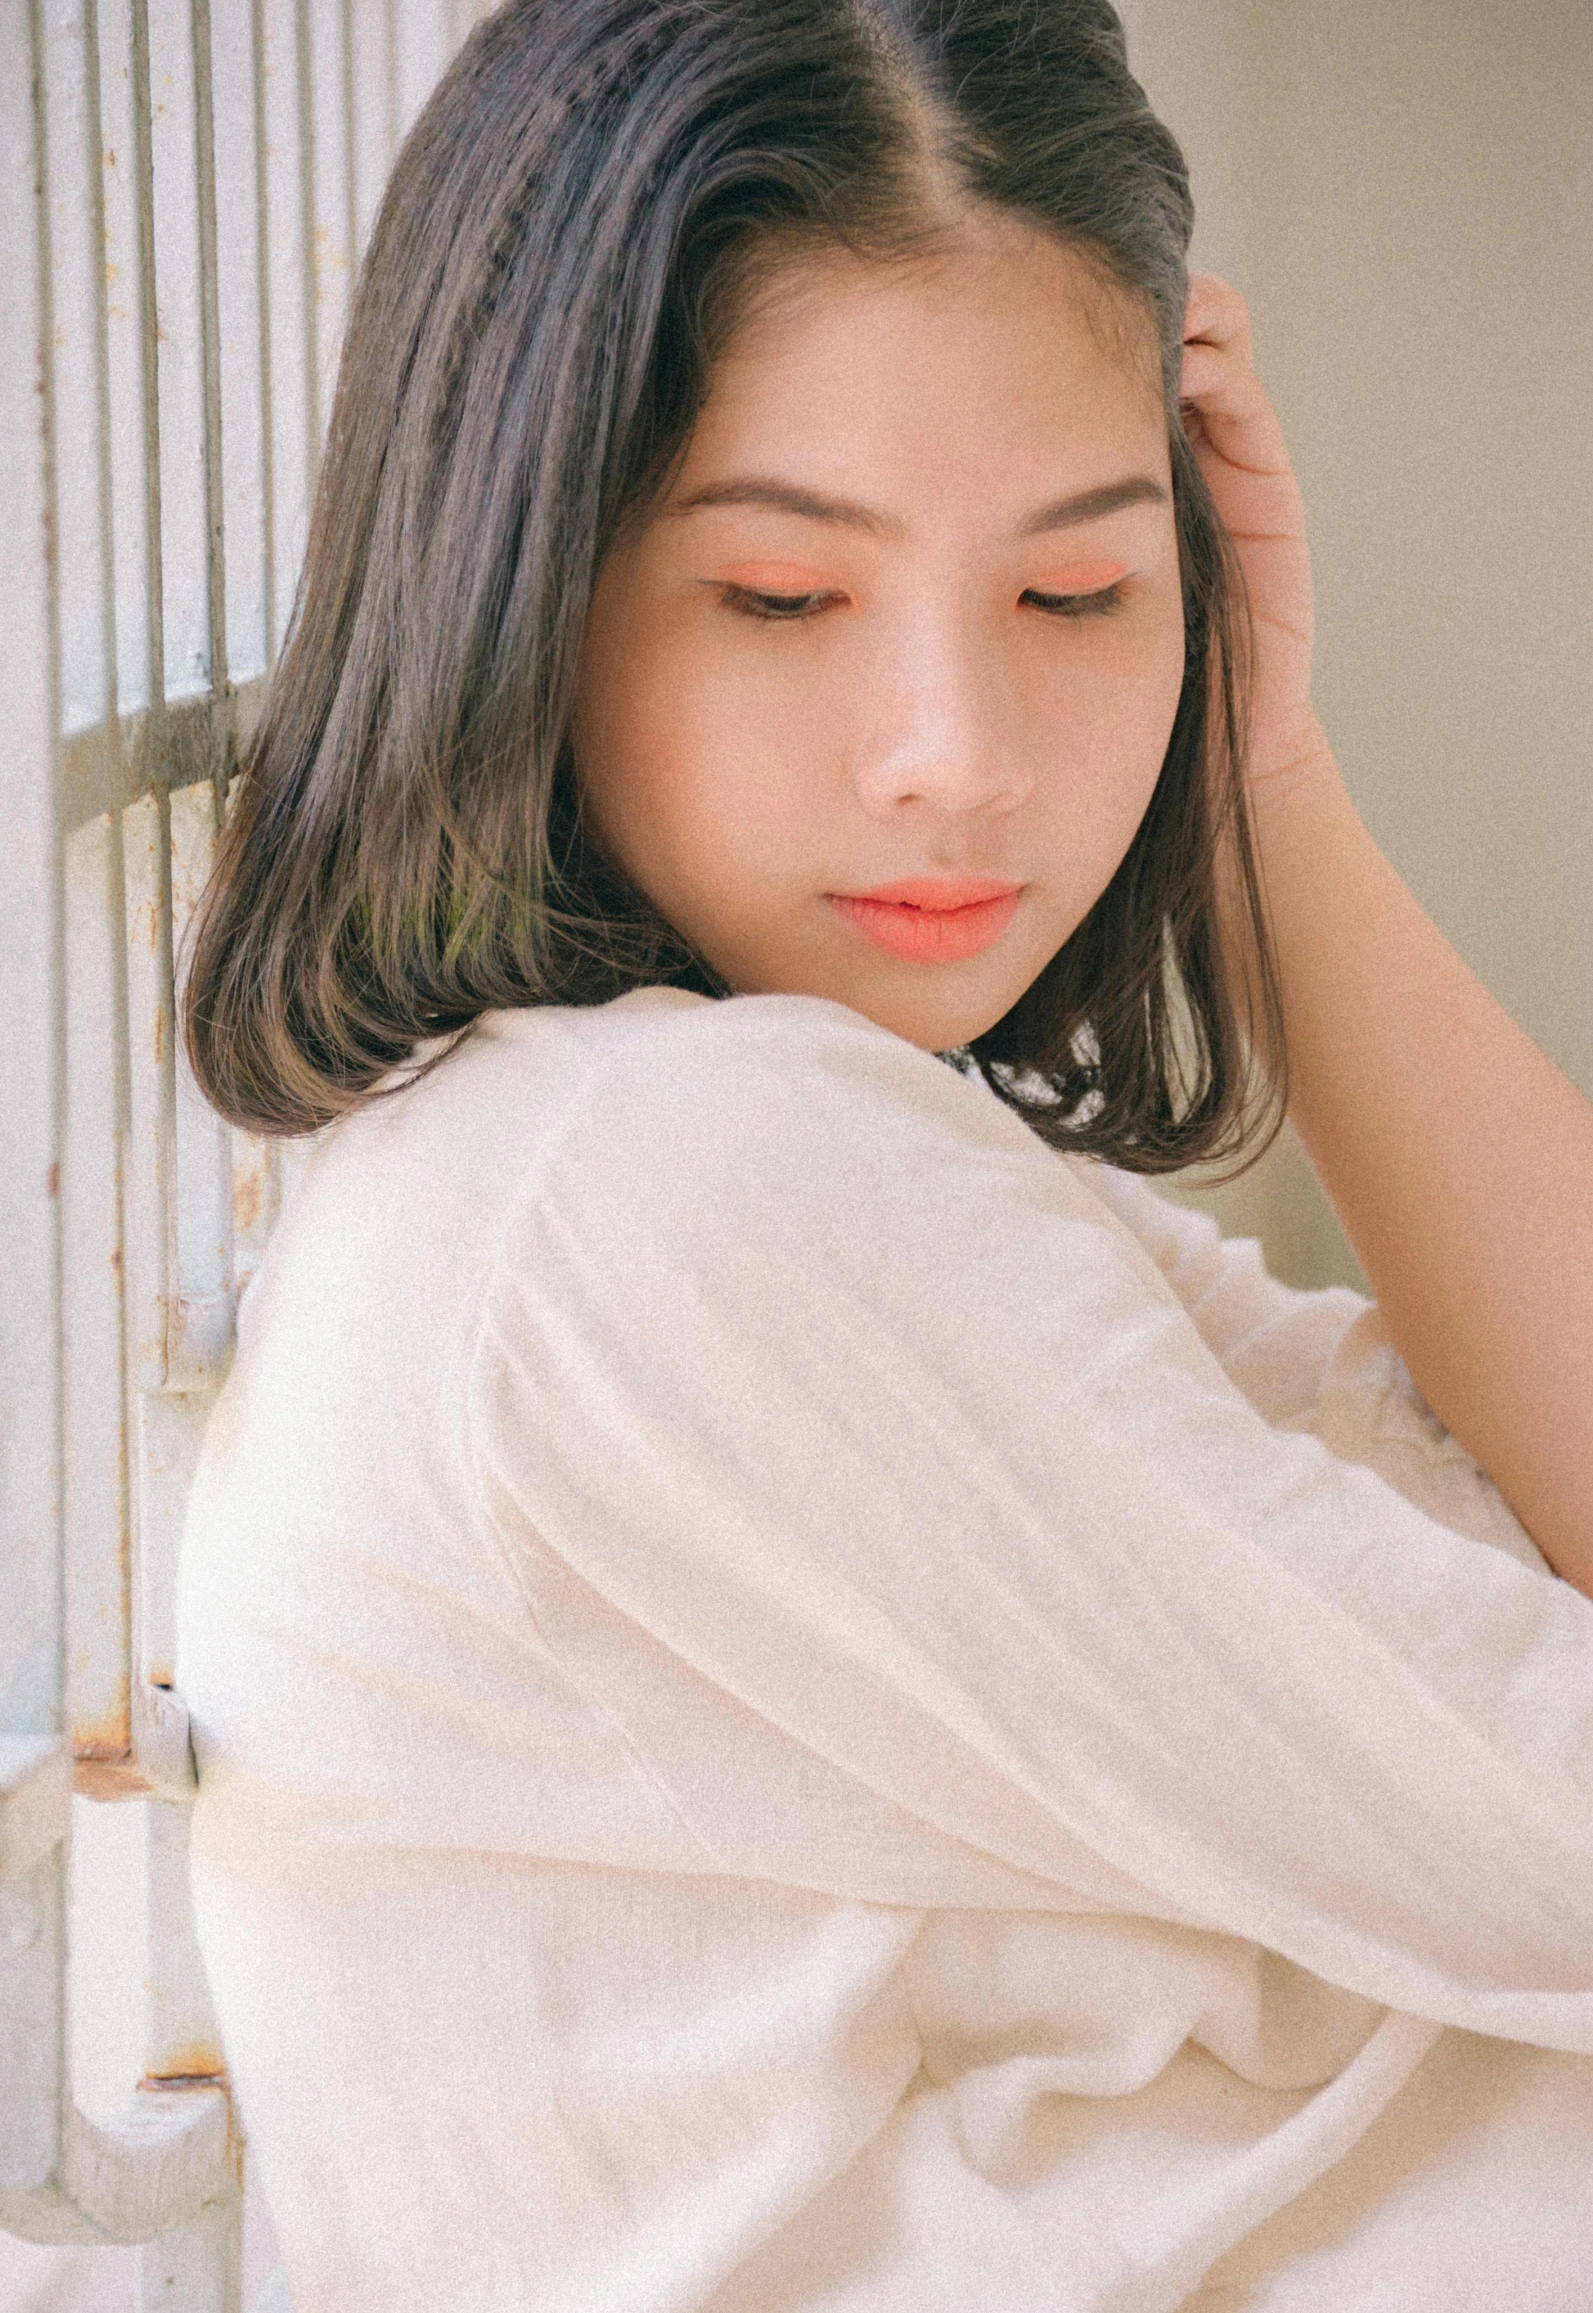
(1125, 0, 1593, 1289)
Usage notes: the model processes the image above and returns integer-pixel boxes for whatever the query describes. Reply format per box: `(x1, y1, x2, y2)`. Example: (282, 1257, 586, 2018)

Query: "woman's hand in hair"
(1178, 272, 1325, 798)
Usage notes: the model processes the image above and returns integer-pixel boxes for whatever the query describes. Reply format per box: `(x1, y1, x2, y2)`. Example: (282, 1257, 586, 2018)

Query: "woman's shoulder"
(484, 982, 950, 1090)
(284, 989, 1202, 1326)
(464, 988, 1185, 1373)
(286, 984, 1026, 1260)
(507, 985, 1098, 1215)
(457, 983, 944, 1121)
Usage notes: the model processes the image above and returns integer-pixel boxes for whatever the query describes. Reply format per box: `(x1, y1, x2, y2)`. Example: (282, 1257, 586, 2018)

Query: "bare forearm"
(1253, 720, 1593, 1594)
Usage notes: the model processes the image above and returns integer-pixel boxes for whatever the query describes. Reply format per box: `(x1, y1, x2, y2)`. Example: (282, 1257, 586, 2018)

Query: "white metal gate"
(2, 2, 484, 2301)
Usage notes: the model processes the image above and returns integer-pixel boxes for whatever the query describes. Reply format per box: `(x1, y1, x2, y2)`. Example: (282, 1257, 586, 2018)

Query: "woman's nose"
(851, 620, 1033, 820)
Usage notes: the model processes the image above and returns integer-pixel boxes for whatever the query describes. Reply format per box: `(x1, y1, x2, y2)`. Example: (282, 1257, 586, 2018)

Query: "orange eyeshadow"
(1029, 559, 1129, 591)
(713, 561, 834, 589)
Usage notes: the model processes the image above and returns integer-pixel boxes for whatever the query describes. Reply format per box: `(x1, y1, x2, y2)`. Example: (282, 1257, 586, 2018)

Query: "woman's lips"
(826, 878, 1024, 964)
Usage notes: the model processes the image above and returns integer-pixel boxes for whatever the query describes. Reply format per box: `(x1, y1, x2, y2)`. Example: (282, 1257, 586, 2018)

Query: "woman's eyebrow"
(668, 474, 1169, 537)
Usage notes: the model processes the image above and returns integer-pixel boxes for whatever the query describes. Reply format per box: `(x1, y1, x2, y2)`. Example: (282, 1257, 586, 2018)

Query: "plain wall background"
(1123, 0, 1593, 1288)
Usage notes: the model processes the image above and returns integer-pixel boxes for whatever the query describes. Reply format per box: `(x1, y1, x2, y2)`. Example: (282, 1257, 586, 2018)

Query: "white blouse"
(174, 985, 1593, 2313)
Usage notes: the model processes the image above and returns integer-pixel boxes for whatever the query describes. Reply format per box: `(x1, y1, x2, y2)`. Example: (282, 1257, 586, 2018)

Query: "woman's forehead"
(705, 219, 1163, 428)
(666, 226, 1169, 537)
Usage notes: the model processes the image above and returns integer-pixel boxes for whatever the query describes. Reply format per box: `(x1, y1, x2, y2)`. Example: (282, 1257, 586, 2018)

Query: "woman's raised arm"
(1247, 728, 1593, 1598)
(1180, 277, 1593, 1595)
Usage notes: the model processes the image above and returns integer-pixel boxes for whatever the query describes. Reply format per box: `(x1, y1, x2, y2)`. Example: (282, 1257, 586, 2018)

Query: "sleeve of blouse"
(1072, 1160, 1366, 1427)
(469, 994, 1593, 2054)
(1083, 1162, 1551, 1575)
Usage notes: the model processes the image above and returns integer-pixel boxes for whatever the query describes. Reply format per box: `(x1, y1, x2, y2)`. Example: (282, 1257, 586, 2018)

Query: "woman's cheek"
(1083, 622, 1186, 814)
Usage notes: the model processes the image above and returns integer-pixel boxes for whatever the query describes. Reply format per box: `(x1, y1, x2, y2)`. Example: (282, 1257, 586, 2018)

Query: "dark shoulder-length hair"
(184, 0, 1283, 1171)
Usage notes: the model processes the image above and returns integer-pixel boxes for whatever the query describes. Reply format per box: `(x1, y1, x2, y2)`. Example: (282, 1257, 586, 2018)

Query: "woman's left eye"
(719, 585, 836, 622)
(1021, 581, 1130, 620)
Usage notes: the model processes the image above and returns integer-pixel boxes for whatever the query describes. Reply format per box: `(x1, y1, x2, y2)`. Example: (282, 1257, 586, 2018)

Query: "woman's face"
(572, 211, 1187, 1052)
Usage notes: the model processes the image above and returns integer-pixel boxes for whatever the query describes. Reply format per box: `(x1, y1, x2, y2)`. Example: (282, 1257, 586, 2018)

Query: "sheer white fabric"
(175, 987, 1593, 2313)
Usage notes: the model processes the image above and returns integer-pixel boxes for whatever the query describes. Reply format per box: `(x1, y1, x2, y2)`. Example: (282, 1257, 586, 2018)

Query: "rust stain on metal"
(74, 1698, 132, 1758)
(73, 1755, 156, 1802)
(233, 1168, 262, 1235)
(139, 2063, 228, 2089)
(143, 2045, 225, 2084)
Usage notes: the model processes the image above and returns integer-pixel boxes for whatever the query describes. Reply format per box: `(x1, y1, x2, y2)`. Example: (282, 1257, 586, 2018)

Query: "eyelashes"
(719, 586, 836, 622)
(716, 581, 1130, 624)
(1020, 580, 1130, 620)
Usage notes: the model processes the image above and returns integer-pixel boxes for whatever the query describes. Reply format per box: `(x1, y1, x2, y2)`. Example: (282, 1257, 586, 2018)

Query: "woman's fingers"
(1182, 270, 1254, 363)
(1175, 273, 1317, 780)
(1179, 276, 1293, 484)
(1178, 347, 1297, 495)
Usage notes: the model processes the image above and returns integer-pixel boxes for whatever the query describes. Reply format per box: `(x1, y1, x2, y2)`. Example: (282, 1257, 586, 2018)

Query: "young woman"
(174, 2, 1593, 2307)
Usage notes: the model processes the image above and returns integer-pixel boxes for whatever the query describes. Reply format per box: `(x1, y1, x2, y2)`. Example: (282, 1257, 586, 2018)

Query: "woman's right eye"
(717, 584, 837, 622)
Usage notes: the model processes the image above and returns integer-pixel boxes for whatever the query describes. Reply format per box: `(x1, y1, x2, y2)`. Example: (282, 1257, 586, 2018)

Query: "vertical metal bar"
(85, 0, 139, 1775)
(248, 0, 276, 666)
(0, 0, 71, 2229)
(146, 0, 213, 702)
(0, 1854, 81, 2235)
(257, 0, 311, 647)
(123, 0, 177, 1423)
(304, 0, 354, 450)
(43, 0, 111, 744)
(291, 0, 318, 487)
(1, 0, 68, 1805)
(339, 0, 358, 277)
(211, 0, 270, 690)
(122, 787, 174, 1397)
(166, 779, 234, 1388)
(138, 1802, 223, 2081)
(189, 0, 228, 710)
(68, 1788, 149, 2122)
(63, 813, 134, 1766)
(45, 0, 135, 1775)
(129, 0, 166, 709)
(118, 0, 181, 1387)
(99, 0, 157, 718)
(79, 4, 138, 1634)
(137, 2190, 242, 2310)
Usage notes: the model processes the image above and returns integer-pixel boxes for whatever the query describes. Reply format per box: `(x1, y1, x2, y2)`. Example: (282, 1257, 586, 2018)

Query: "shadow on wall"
(1129, 0, 1593, 1292)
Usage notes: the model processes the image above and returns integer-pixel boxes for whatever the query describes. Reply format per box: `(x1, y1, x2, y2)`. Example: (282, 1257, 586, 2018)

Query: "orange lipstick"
(827, 876, 1023, 964)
